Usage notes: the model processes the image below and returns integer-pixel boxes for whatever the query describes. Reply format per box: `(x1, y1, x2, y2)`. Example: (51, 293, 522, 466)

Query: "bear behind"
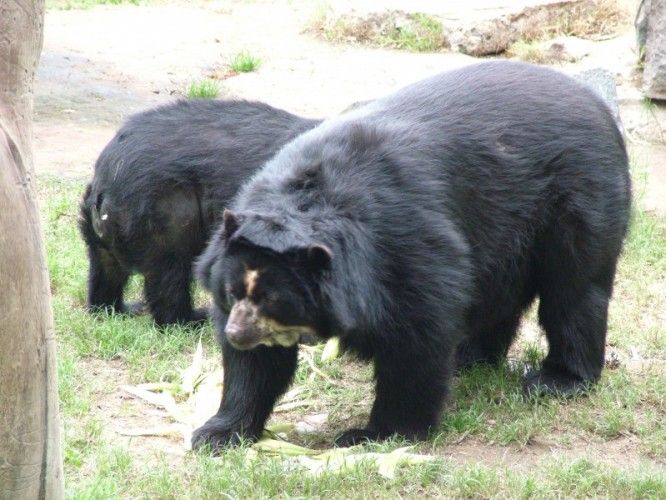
(80, 99, 321, 325)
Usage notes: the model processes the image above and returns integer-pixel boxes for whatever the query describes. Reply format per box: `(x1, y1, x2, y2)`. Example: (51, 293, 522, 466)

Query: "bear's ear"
(223, 209, 240, 239)
(305, 244, 333, 273)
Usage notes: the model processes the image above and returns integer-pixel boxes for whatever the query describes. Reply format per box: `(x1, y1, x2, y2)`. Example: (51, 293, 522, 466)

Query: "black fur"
(79, 99, 321, 326)
(192, 61, 631, 451)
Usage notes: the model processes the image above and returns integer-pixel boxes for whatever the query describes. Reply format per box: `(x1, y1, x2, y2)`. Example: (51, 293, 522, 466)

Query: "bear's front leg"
(335, 337, 455, 447)
(192, 331, 298, 454)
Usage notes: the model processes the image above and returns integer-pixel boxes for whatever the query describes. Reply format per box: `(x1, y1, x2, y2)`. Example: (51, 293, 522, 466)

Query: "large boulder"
(638, 0, 666, 99)
(574, 68, 624, 134)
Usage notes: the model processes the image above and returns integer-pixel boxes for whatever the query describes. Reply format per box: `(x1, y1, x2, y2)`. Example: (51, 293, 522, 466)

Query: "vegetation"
(229, 51, 262, 73)
(506, 0, 629, 63)
(311, 10, 447, 53)
(186, 79, 220, 99)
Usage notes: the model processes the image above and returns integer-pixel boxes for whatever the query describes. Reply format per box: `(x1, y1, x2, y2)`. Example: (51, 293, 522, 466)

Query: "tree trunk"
(0, 1, 64, 498)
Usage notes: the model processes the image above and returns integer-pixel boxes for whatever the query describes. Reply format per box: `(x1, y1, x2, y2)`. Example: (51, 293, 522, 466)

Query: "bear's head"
(196, 209, 332, 350)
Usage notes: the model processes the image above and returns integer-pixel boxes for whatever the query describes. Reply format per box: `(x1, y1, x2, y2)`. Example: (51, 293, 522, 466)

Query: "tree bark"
(0, 1, 64, 498)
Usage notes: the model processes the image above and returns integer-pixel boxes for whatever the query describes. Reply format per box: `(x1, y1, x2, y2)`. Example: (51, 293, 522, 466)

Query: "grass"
(66, 448, 666, 498)
(46, 0, 141, 9)
(511, 0, 629, 43)
(229, 51, 261, 73)
(506, 40, 553, 64)
(505, 40, 577, 65)
(38, 169, 665, 497)
(384, 12, 446, 52)
(186, 79, 220, 99)
(311, 9, 448, 53)
(551, 0, 629, 40)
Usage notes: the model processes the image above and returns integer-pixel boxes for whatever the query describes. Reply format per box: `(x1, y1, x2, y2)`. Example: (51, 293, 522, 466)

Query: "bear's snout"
(225, 300, 262, 350)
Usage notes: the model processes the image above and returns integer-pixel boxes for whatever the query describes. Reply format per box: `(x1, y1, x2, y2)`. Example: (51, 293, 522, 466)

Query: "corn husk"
(119, 342, 437, 479)
(119, 340, 222, 448)
(253, 443, 436, 479)
(320, 337, 341, 362)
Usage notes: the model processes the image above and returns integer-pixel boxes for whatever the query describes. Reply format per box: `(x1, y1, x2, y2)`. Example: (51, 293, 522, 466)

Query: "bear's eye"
(264, 292, 279, 305)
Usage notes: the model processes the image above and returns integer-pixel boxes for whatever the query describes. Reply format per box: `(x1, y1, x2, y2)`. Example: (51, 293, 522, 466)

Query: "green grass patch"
(229, 51, 262, 73)
(385, 12, 445, 52)
(608, 203, 666, 357)
(439, 357, 558, 447)
(65, 444, 666, 499)
(186, 79, 220, 99)
(546, 458, 665, 498)
(67, 446, 134, 498)
(506, 40, 570, 65)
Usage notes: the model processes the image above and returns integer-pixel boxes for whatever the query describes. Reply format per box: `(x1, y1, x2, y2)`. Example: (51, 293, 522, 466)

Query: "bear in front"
(193, 61, 631, 452)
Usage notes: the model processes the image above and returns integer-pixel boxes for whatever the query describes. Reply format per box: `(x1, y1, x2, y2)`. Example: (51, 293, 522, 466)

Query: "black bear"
(192, 61, 631, 451)
(80, 99, 321, 326)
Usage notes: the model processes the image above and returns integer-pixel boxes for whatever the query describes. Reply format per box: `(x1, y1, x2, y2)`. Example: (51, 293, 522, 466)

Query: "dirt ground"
(34, 0, 666, 216)
(79, 356, 664, 477)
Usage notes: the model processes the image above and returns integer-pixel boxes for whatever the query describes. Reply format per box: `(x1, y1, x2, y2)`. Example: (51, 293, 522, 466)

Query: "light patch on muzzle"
(224, 299, 315, 350)
(244, 269, 259, 297)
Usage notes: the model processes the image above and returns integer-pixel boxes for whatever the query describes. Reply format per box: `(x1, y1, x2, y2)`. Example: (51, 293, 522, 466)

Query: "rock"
(618, 99, 666, 143)
(635, 0, 651, 52)
(641, 0, 666, 99)
(446, 0, 589, 56)
(573, 67, 624, 134)
(449, 17, 514, 56)
(542, 36, 593, 62)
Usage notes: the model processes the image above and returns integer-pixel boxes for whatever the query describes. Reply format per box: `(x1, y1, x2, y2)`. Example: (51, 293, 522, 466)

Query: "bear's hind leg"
(526, 264, 615, 397)
(86, 243, 131, 314)
(144, 255, 205, 326)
